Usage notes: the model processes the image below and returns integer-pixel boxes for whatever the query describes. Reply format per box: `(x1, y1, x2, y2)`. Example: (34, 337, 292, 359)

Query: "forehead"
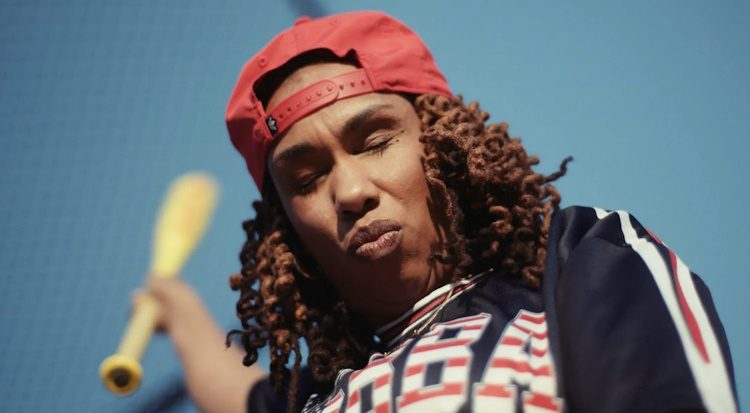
(269, 92, 413, 164)
(266, 63, 417, 162)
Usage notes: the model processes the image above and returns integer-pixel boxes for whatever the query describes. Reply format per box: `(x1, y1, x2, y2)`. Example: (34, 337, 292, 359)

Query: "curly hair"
(228, 93, 570, 412)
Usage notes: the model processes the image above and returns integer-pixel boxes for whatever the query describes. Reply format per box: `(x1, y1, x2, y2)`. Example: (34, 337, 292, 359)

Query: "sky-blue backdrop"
(1, 1, 747, 412)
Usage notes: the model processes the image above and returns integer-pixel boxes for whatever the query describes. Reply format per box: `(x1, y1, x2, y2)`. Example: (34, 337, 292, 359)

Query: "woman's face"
(267, 62, 449, 327)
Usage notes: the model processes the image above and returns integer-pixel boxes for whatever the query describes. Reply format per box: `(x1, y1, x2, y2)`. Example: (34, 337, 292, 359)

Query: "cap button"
(258, 56, 268, 68)
(294, 16, 312, 26)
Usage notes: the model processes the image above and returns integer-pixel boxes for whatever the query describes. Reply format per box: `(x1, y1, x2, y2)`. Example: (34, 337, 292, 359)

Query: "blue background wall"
(1, 1, 747, 411)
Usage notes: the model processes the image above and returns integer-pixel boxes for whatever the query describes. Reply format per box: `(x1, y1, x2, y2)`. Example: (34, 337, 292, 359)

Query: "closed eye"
(364, 136, 396, 156)
(294, 173, 322, 195)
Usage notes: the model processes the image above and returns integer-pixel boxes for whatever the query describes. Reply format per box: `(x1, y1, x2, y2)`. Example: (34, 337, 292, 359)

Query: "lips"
(348, 219, 402, 260)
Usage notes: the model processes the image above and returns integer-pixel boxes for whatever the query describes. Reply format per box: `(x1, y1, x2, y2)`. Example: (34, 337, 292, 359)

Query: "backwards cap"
(225, 11, 451, 191)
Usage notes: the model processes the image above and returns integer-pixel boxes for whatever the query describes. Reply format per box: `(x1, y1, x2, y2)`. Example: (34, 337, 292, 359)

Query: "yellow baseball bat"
(99, 172, 219, 395)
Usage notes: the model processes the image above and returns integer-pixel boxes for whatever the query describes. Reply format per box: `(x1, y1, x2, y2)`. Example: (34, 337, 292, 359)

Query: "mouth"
(348, 219, 402, 260)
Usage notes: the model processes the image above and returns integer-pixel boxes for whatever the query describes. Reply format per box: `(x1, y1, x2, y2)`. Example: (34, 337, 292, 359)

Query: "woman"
(151, 11, 737, 413)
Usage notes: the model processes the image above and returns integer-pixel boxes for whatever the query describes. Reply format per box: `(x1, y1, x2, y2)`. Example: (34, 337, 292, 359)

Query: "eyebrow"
(272, 142, 317, 166)
(272, 103, 396, 166)
(341, 103, 395, 137)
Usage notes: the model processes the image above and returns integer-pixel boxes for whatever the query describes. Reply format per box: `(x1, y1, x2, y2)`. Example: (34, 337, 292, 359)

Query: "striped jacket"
(249, 206, 738, 413)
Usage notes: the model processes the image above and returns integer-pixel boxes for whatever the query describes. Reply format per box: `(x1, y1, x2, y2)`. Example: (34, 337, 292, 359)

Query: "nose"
(331, 159, 379, 217)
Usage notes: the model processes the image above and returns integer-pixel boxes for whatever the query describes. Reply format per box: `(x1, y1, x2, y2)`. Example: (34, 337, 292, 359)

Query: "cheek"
(383, 142, 430, 202)
(286, 196, 339, 258)
(390, 141, 446, 236)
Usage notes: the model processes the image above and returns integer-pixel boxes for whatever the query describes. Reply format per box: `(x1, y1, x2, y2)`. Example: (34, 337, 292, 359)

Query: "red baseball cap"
(225, 11, 452, 191)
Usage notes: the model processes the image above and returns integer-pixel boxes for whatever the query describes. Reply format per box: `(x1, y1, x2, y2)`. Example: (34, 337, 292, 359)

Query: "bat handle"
(99, 294, 160, 395)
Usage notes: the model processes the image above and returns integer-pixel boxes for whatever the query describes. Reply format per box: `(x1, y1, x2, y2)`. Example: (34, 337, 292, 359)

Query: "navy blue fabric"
(247, 366, 314, 413)
(544, 206, 737, 412)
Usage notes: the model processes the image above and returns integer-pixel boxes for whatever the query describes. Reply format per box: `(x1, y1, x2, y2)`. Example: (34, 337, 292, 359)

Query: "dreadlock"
(228, 93, 571, 412)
